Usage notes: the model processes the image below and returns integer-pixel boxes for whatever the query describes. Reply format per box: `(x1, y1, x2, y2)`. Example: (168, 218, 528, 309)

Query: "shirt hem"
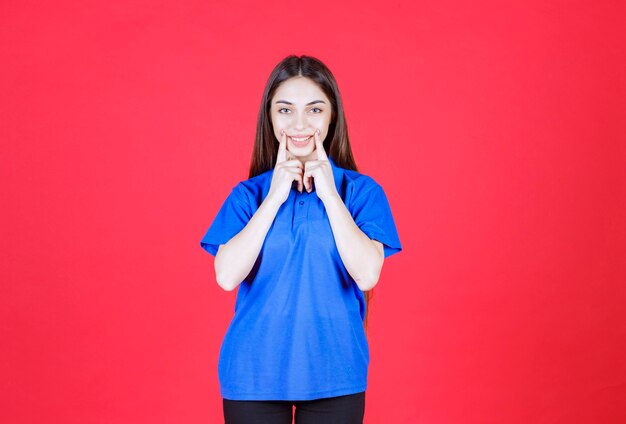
(220, 384, 367, 401)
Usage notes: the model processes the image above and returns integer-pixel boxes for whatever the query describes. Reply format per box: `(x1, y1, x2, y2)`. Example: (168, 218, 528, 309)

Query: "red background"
(2, 0, 625, 423)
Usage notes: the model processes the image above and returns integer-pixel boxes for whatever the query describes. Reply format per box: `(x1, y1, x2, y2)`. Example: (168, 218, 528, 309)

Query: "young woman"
(200, 55, 402, 424)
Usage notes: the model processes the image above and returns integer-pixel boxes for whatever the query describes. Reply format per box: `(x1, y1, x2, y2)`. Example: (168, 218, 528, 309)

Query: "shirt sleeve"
(199, 183, 252, 256)
(350, 182, 403, 258)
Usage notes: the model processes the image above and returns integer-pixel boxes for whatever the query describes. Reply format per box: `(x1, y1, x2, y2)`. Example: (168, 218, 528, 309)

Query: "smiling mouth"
(289, 135, 313, 145)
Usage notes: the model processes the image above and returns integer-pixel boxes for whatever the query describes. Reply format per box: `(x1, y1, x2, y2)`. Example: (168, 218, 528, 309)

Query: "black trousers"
(223, 391, 365, 424)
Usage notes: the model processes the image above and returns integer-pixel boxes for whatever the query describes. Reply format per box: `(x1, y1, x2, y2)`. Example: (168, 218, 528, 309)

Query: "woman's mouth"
(289, 135, 313, 147)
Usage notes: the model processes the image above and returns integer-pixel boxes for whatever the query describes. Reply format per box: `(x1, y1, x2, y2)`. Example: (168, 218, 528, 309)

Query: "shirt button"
(299, 200, 304, 205)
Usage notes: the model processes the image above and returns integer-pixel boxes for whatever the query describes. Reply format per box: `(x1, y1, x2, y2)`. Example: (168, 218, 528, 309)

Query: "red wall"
(2, 1, 625, 423)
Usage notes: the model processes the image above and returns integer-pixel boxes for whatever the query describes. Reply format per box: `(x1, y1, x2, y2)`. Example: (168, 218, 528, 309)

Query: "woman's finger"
(284, 168, 304, 193)
(314, 129, 328, 161)
(302, 164, 321, 193)
(276, 129, 287, 164)
(281, 159, 304, 170)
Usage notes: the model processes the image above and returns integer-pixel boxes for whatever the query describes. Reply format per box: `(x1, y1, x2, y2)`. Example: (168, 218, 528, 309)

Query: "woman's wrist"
(263, 192, 285, 211)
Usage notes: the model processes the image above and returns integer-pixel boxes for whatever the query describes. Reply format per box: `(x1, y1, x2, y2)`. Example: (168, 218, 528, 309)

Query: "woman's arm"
(323, 192, 385, 291)
(215, 132, 306, 291)
(214, 195, 282, 291)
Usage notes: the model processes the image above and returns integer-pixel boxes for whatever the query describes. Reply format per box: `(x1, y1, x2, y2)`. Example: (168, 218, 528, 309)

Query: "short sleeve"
(350, 182, 402, 258)
(199, 184, 252, 256)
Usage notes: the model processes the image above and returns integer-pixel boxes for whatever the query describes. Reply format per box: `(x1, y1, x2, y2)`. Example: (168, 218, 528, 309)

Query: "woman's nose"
(294, 112, 307, 130)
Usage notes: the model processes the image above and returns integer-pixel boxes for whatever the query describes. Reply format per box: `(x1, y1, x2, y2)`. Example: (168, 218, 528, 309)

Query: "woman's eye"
(277, 107, 322, 114)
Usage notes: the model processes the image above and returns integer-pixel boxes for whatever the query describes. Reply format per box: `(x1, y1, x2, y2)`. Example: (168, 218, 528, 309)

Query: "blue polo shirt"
(199, 156, 402, 401)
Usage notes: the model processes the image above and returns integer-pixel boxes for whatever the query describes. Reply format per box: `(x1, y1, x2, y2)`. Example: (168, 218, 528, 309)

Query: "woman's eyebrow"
(274, 100, 326, 105)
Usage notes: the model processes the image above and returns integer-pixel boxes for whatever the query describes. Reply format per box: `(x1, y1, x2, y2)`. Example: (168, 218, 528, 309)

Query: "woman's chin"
(288, 146, 315, 158)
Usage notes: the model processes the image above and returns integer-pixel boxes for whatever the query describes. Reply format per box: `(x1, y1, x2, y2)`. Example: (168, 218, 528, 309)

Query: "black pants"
(223, 391, 365, 424)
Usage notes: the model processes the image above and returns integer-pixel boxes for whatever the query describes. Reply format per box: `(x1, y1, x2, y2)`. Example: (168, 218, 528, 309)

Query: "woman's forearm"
(214, 195, 282, 291)
(323, 192, 384, 291)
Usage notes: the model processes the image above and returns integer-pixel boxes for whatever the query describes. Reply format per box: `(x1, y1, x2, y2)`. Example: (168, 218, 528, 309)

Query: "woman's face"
(270, 76, 333, 163)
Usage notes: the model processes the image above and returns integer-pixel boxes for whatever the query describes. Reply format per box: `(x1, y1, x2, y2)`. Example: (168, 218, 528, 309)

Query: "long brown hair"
(247, 54, 374, 334)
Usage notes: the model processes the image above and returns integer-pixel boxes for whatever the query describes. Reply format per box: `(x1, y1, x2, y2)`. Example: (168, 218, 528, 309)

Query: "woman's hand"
(303, 129, 337, 204)
(267, 129, 304, 206)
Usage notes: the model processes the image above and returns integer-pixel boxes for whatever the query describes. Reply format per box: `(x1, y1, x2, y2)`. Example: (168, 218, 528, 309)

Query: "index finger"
(314, 129, 328, 161)
(276, 129, 287, 164)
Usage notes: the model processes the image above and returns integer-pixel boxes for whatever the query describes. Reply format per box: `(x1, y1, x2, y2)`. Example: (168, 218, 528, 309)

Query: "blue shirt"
(200, 156, 402, 400)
